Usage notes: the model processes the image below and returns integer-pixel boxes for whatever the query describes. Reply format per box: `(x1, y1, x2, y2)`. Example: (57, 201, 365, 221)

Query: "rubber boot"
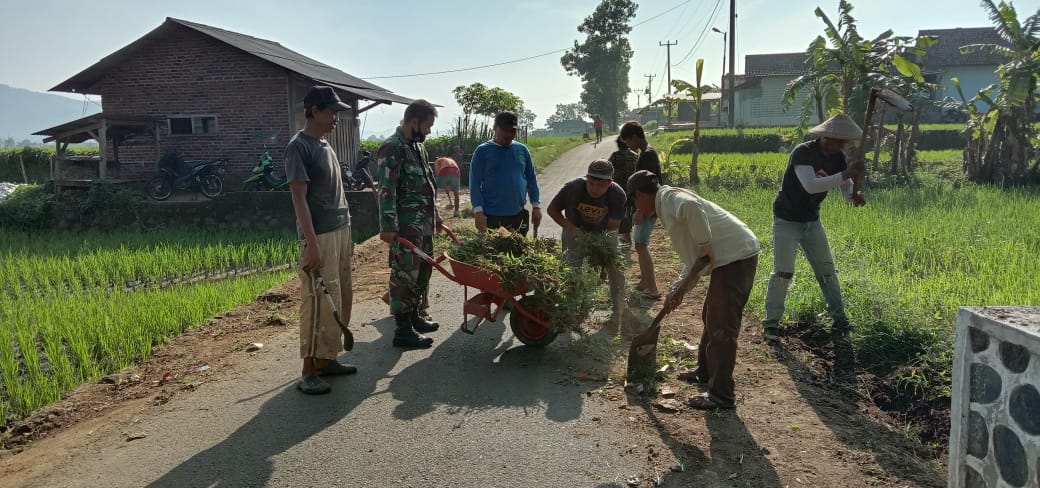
(393, 313, 433, 348)
(410, 310, 440, 333)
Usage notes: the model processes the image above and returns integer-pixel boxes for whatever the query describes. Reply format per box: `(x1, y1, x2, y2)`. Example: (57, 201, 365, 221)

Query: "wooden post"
(18, 154, 27, 183)
(52, 141, 60, 180)
(98, 118, 108, 180)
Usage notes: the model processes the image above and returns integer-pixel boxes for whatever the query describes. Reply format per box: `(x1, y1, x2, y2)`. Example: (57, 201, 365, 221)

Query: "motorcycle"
(342, 150, 375, 191)
(242, 145, 288, 191)
(147, 150, 226, 201)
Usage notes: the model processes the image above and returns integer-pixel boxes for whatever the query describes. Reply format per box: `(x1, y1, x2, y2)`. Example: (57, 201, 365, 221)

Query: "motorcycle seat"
(184, 158, 224, 167)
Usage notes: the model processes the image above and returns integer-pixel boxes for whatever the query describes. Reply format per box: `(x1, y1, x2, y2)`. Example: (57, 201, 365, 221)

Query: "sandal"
(687, 393, 734, 410)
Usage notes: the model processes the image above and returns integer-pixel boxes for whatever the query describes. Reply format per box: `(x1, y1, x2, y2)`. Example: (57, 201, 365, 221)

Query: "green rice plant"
(0, 270, 294, 417)
(0, 230, 297, 299)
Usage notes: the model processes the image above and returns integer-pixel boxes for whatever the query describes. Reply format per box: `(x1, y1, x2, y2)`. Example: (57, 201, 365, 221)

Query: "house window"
(168, 115, 218, 135)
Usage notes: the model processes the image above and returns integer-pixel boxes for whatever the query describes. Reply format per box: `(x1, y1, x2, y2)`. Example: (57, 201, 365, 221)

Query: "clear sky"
(2, 0, 1037, 138)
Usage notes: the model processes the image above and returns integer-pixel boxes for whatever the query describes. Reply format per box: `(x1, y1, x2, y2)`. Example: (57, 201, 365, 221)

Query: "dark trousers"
(486, 209, 529, 236)
(693, 254, 758, 405)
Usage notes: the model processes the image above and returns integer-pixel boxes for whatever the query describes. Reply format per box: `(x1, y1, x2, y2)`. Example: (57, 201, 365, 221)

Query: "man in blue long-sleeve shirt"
(469, 111, 541, 236)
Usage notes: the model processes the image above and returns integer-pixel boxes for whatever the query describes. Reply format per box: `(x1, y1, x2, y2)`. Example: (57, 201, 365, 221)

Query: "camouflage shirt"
(377, 127, 439, 237)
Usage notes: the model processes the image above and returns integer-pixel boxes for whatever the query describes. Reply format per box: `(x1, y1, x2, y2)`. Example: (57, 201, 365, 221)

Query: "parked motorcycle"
(342, 150, 375, 191)
(147, 151, 226, 200)
(242, 146, 288, 191)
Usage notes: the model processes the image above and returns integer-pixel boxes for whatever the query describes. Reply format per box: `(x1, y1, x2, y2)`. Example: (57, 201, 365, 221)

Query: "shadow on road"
(768, 340, 944, 487)
(146, 323, 402, 488)
(383, 314, 601, 423)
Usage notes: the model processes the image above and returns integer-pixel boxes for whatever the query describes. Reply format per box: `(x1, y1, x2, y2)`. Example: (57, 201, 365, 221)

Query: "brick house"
(34, 17, 415, 186)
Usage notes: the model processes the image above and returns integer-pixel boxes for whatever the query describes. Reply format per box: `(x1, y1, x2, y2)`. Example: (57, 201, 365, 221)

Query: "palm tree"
(672, 59, 714, 185)
(961, 0, 1040, 184)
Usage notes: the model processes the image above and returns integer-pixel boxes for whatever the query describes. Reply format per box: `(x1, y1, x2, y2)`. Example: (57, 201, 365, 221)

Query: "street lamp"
(711, 27, 726, 128)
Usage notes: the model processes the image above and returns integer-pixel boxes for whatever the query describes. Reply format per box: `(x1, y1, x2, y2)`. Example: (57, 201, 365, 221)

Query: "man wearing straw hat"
(761, 113, 866, 345)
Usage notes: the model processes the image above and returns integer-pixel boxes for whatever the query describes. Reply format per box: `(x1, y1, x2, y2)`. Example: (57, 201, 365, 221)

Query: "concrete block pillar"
(949, 307, 1040, 487)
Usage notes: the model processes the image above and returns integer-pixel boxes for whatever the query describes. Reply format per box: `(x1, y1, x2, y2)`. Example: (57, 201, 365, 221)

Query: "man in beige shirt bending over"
(625, 170, 760, 409)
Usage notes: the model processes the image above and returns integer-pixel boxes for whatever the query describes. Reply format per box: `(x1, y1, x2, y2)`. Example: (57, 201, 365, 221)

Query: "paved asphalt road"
(18, 140, 676, 488)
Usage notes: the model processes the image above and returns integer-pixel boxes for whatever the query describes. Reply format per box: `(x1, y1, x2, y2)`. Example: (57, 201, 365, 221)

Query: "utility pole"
(644, 73, 656, 104)
(660, 40, 678, 126)
(644, 73, 656, 122)
(712, 27, 726, 128)
(728, 0, 736, 128)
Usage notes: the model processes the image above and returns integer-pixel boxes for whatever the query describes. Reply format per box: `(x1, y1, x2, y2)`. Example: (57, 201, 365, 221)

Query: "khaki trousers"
(299, 226, 353, 360)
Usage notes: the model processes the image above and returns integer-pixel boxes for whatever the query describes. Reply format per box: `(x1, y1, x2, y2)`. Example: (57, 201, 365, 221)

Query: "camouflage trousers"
(389, 235, 433, 315)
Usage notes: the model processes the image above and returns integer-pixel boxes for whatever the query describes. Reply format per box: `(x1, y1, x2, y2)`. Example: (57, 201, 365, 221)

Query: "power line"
(361, 0, 693, 80)
(362, 48, 569, 80)
(671, 0, 724, 67)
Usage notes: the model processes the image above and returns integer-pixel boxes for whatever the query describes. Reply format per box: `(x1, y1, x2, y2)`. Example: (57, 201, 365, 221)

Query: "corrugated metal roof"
(919, 27, 1009, 67)
(51, 17, 411, 105)
(33, 113, 159, 143)
(744, 52, 811, 76)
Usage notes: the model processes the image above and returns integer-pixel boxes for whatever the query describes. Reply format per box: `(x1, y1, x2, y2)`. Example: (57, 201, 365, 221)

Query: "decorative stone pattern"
(950, 307, 1040, 488)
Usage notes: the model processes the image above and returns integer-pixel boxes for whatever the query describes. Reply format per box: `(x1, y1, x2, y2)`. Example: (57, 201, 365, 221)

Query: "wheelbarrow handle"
(439, 223, 460, 244)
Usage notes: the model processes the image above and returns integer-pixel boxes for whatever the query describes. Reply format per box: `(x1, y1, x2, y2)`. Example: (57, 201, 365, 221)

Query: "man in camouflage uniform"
(377, 99, 441, 349)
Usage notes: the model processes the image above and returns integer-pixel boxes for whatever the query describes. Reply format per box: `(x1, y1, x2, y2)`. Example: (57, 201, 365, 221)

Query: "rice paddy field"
(0, 230, 298, 420)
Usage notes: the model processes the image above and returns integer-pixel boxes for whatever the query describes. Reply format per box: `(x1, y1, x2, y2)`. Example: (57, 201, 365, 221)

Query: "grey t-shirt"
(284, 131, 349, 235)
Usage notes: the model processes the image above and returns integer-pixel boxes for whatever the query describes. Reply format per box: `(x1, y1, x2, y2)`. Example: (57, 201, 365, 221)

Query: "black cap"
(304, 86, 352, 112)
(494, 111, 519, 129)
(625, 170, 659, 205)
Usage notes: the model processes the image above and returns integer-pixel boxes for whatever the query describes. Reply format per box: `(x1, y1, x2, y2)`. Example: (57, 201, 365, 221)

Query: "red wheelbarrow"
(394, 228, 557, 346)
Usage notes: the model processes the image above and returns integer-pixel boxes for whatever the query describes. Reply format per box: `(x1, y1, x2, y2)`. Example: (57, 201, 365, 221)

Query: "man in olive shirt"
(285, 86, 358, 395)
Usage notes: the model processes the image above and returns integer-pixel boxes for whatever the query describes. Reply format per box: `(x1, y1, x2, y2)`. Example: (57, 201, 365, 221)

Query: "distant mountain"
(0, 84, 101, 144)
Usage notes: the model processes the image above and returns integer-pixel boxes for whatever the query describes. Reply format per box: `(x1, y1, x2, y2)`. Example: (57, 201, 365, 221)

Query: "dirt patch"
(587, 230, 947, 487)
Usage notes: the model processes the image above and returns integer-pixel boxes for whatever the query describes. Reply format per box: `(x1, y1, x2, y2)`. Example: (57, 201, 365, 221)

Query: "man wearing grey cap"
(547, 159, 627, 318)
(469, 110, 541, 236)
(285, 86, 358, 395)
(626, 170, 759, 409)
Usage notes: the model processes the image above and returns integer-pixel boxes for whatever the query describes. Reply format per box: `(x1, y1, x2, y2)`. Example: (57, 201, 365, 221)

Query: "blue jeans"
(632, 215, 656, 244)
(763, 216, 848, 327)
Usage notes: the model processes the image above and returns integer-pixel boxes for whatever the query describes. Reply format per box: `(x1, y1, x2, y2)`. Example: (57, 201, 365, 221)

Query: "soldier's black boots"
(393, 313, 433, 348)
(410, 311, 440, 333)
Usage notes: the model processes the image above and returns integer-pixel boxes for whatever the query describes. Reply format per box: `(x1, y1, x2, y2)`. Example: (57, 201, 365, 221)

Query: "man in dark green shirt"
(285, 86, 358, 395)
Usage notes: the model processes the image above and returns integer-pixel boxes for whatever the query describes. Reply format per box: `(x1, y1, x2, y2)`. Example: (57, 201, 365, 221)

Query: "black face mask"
(411, 122, 426, 143)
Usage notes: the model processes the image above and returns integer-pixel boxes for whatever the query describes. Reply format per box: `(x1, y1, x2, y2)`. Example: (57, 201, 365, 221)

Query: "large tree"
(452, 83, 525, 126)
(545, 102, 588, 132)
(960, 0, 1039, 184)
(560, 0, 636, 130)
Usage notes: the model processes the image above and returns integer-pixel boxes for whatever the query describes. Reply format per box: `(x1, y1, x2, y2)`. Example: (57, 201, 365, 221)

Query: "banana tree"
(960, 0, 1040, 184)
(783, 36, 841, 128)
(672, 59, 714, 185)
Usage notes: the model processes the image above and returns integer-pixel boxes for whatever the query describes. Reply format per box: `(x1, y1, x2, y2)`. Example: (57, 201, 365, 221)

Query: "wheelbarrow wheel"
(509, 296, 557, 347)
